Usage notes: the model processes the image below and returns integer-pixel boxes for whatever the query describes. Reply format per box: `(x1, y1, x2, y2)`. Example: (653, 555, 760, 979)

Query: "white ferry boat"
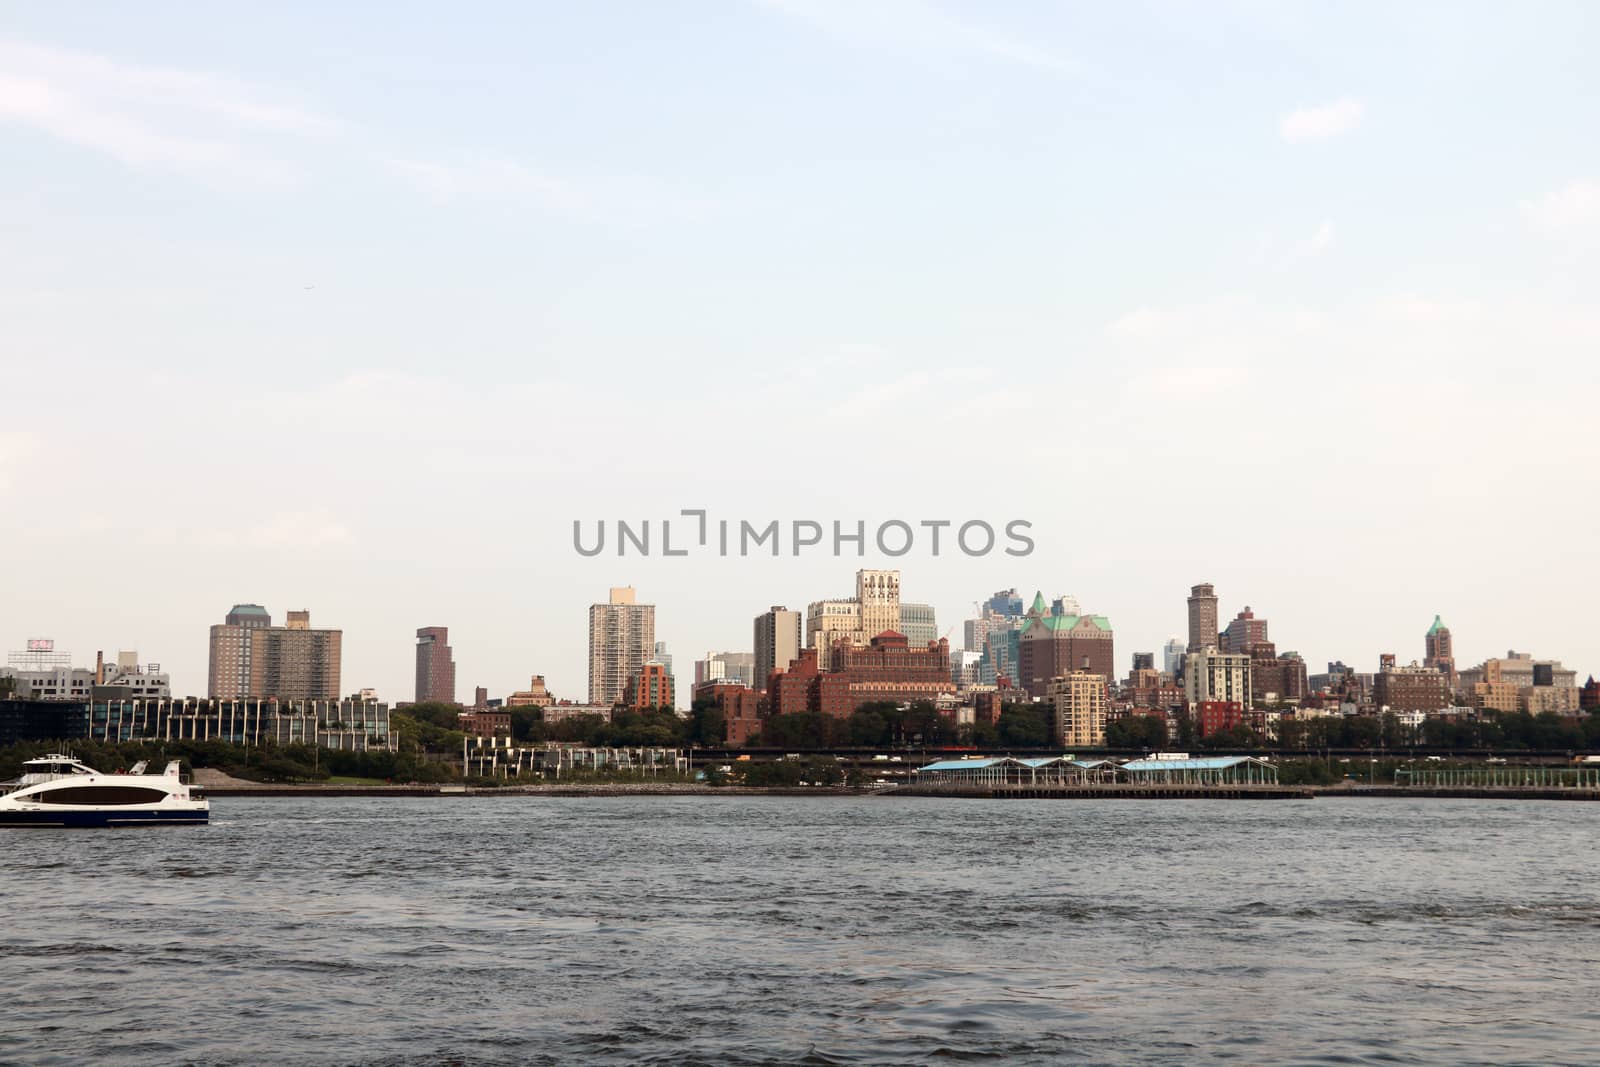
(0, 754, 210, 827)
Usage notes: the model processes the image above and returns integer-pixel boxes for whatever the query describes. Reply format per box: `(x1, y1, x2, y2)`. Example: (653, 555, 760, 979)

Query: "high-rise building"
(900, 602, 938, 647)
(1162, 637, 1185, 676)
(1016, 592, 1114, 699)
(1220, 607, 1268, 654)
(1050, 594, 1081, 617)
(1048, 671, 1106, 748)
(624, 661, 674, 710)
(1424, 616, 1455, 680)
(806, 569, 901, 670)
(1183, 650, 1251, 708)
(695, 651, 757, 689)
(414, 626, 456, 704)
(1248, 645, 1309, 706)
(1131, 652, 1156, 673)
(588, 587, 655, 706)
(1187, 584, 1219, 653)
(208, 605, 341, 701)
(754, 606, 802, 691)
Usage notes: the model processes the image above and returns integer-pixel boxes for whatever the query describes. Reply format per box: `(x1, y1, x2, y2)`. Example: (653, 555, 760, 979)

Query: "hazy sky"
(2, 2, 1597, 705)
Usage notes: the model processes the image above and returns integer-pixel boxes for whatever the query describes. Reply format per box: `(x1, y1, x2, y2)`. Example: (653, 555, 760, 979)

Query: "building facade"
(695, 651, 757, 689)
(88, 697, 394, 751)
(1187, 583, 1219, 653)
(624, 661, 675, 710)
(1373, 663, 1450, 713)
(753, 606, 803, 690)
(588, 587, 656, 706)
(507, 675, 554, 708)
(1220, 608, 1269, 654)
(207, 605, 342, 701)
(899, 602, 938, 647)
(414, 626, 457, 704)
(806, 569, 901, 670)
(1424, 616, 1455, 680)
(1016, 592, 1114, 699)
(1183, 650, 1252, 708)
(1048, 671, 1106, 748)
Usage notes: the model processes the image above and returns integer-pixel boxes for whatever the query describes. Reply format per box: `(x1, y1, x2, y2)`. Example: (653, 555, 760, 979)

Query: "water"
(3, 796, 1599, 1066)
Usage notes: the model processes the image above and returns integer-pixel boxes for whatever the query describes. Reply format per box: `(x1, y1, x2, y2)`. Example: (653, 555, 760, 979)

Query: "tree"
(1106, 715, 1167, 751)
(685, 698, 727, 746)
(996, 704, 1050, 748)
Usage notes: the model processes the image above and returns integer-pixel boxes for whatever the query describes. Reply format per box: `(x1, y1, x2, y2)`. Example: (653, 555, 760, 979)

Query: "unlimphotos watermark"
(573, 511, 1034, 558)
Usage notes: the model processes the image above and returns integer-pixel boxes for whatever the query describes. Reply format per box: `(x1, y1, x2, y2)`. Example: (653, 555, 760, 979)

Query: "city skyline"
(2, 3, 1597, 705)
(2, 576, 1587, 708)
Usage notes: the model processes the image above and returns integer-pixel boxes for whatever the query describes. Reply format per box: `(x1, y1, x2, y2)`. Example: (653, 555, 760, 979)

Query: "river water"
(3, 795, 1598, 1066)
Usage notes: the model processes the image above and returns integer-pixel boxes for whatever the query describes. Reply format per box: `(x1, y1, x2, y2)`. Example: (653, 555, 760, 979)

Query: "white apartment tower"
(588, 587, 656, 706)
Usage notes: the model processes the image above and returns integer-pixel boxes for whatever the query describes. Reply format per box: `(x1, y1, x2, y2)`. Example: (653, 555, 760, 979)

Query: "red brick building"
(1248, 643, 1309, 706)
(1194, 700, 1244, 738)
(768, 634, 954, 718)
(456, 708, 511, 738)
(1016, 593, 1115, 699)
(768, 648, 853, 719)
(623, 662, 675, 710)
(836, 631, 955, 709)
(693, 680, 763, 747)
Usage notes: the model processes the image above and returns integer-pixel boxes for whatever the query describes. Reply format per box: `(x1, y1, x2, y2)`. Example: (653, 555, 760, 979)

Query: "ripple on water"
(3, 796, 1600, 1066)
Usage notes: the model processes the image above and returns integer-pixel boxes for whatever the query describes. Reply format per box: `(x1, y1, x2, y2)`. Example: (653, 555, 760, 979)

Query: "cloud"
(1520, 178, 1600, 234)
(1280, 97, 1364, 143)
(758, 0, 1071, 73)
(0, 36, 337, 179)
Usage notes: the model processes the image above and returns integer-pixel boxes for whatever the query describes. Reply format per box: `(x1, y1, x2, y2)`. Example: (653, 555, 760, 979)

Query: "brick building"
(693, 680, 764, 747)
(1017, 593, 1114, 699)
(768, 648, 853, 719)
(1248, 643, 1309, 706)
(457, 708, 511, 738)
(1194, 700, 1245, 738)
(623, 661, 675, 710)
(1373, 662, 1450, 713)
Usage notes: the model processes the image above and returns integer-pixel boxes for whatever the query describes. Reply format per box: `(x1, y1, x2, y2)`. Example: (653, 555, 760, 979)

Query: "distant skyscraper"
(1050, 594, 1081, 617)
(1424, 616, 1455, 679)
(900, 602, 938, 646)
(807, 569, 901, 670)
(1220, 607, 1268, 654)
(1187, 583, 1219, 653)
(754, 606, 802, 690)
(1016, 592, 1114, 699)
(695, 651, 756, 689)
(588, 587, 655, 706)
(1162, 638, 1185, 676)
(1131, 652, 1155, 673)
(414, 626, 456, 704)
(208, 605, 341, 701)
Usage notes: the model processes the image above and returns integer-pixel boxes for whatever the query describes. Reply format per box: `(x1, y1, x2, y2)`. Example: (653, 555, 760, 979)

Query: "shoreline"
(197, 782, 1600, 801)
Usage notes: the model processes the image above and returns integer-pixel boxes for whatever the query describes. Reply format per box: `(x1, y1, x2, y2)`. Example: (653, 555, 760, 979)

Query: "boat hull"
(0, 808, 209, 828)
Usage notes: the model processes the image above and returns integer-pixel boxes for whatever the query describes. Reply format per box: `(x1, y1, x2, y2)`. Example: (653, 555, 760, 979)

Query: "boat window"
(36, 786, 169, 806)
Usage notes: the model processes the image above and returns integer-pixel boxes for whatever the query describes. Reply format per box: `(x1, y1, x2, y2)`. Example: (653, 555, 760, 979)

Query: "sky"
(1, 2, 1597, 705)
